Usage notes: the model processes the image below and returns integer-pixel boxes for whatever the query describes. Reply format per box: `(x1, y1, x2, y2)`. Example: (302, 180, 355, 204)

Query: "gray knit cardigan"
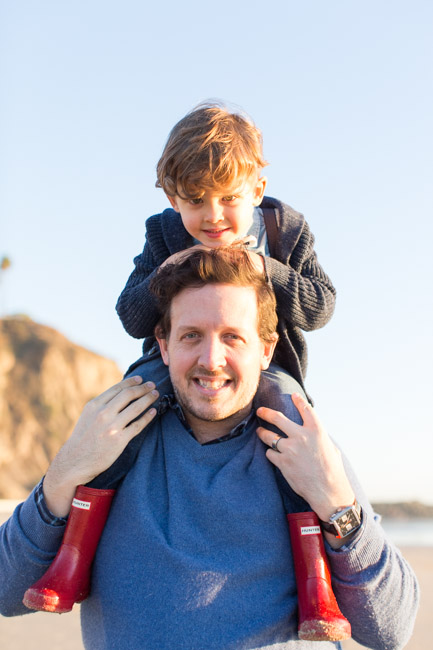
(116, 197, 336, 393)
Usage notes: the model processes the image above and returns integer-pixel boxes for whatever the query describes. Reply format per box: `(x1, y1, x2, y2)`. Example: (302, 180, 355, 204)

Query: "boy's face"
(166, 176, 267, 248)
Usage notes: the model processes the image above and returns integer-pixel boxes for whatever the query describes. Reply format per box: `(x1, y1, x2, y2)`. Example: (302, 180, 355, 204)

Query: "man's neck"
(186, 404, 253, 445)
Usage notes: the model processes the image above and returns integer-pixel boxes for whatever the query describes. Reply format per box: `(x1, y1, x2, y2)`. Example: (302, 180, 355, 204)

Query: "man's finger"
(91, 376, 144, 407)
(256, 406, 297, 436)
(116, 389, 159, 429)
(291, 393, 321, 430)
(256, 426, 288, 452)
(97, 381, 157, 421)
(124, 405, 158, 441)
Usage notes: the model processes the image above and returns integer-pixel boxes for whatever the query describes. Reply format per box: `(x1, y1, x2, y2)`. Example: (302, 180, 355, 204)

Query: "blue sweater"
(0, 408, 419, 649)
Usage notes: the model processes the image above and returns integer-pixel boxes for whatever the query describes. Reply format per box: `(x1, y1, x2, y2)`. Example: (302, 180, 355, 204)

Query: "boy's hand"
(43, 377, 158, 516)
(256, 393, 355, 529)
(246, 250, 265, 274)
(229, 237, 265, 274)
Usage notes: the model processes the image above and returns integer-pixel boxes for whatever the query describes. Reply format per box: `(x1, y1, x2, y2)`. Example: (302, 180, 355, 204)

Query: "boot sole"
(299, 619, 351, 641)
(23, 588, 74, 614)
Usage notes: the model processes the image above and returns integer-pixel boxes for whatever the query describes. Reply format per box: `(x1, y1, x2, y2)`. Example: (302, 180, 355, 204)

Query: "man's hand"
(256, 393, 355, 544)
(43, 377, 158, 517)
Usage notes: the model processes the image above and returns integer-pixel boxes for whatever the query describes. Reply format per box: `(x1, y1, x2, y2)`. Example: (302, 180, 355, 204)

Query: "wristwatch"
(319, 500, 362, 538)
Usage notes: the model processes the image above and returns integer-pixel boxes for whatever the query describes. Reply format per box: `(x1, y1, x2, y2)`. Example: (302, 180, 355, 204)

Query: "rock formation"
(0, 316, 122, 498)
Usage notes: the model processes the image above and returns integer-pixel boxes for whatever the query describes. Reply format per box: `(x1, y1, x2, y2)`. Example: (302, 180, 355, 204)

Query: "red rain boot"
(23, 486, 115, 613)
(287, 511, 351, 641)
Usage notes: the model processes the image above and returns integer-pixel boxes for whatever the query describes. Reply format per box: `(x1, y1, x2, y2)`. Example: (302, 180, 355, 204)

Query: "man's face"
(166, 176, 267, 248)
(157, 283, 276, 441)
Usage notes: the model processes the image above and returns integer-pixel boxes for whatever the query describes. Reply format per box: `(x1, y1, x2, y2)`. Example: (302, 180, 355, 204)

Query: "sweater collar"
(159, 394, 256, 446)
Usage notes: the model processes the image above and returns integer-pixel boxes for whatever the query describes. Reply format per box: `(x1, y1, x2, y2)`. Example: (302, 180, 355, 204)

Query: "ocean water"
(381, 518, 433, 547)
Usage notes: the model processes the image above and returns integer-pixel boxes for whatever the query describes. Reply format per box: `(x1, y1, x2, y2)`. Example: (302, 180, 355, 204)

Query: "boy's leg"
(123, 340, 173, 404)
(88, 344, 172, 489)
(256, 363, 351, 641)
(256, 361, 306, 422)
(255, 362, 309, 512)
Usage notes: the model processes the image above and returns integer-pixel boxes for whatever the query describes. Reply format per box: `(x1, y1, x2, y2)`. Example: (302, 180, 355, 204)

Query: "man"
(0, 248, 418, 649)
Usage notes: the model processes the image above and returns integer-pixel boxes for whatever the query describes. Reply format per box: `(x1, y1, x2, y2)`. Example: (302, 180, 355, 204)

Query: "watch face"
(334, 507, 361, 537)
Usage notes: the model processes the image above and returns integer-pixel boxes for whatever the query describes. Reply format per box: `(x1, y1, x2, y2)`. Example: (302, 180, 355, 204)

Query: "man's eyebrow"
(176, 324, 248, 335)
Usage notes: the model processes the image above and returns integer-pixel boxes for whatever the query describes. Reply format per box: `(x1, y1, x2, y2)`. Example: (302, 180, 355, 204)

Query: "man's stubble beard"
(171, 372, 262, 427)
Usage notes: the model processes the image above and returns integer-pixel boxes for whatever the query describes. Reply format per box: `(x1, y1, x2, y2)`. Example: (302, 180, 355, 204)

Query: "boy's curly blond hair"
(156, 101, 268, 199)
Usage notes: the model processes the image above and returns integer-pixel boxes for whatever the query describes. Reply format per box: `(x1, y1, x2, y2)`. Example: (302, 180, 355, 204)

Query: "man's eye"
(183, 332, 199, 340)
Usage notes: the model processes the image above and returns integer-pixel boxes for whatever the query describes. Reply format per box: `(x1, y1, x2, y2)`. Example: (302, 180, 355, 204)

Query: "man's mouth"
(195, 378, 229, 389)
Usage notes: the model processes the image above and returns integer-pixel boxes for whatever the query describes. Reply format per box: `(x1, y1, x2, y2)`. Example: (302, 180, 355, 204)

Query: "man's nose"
(198, 337, 226, 369)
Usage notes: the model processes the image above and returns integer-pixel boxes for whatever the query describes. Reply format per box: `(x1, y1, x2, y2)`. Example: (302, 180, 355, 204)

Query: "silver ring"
(271, 437, 283, 452)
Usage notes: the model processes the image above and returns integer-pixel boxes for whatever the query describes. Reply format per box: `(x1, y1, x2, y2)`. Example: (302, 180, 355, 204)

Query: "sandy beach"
(0, 504, 430, 649)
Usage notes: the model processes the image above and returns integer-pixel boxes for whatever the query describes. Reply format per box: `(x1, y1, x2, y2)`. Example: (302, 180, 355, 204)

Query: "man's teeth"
(196, 379, 227, 389)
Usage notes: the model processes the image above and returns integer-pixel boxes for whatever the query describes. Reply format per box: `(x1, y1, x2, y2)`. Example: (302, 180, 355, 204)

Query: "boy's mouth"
(202, 228, 231, 238)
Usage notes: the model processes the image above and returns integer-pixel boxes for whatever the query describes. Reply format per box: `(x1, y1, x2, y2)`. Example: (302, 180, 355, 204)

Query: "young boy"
(24, 103, 350, 641)
(116, 102, 336, 404)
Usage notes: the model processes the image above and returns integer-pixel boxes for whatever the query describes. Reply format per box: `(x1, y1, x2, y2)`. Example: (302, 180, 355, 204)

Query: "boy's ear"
(253, 176, 267, 206)
(166, 193, 180, 212)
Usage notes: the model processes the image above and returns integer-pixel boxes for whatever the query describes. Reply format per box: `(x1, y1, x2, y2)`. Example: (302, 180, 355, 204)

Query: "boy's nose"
(205, 200, 224, 223)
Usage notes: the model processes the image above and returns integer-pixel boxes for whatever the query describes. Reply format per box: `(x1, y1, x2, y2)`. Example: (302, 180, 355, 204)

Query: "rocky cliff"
(0, 317, 122, 498)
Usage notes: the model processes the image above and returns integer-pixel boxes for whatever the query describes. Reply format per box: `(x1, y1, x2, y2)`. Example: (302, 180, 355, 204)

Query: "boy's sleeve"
(263, 208, 336, 332)
(116, 216, 170, 339)
(116, 245, 161, 340)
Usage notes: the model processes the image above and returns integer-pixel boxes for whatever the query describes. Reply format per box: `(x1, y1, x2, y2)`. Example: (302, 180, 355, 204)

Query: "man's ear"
(166, 193, 180, 212)
(156, 336, 170, 366)
(260, 332, 278, 370)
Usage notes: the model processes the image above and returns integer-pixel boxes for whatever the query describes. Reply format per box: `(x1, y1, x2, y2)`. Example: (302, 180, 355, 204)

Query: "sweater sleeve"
(326, 455, 419, 650)
(263, 215, 336, 332)
(115, 247, 161, 339)
(0, 486, 66, 617)
(116, 211, 193, 340)
(115, 214, 171, 339)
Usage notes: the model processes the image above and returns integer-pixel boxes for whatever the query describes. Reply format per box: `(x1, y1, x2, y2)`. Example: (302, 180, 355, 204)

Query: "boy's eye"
(222, 195, 237, 202)
(189, 198, 203, 205)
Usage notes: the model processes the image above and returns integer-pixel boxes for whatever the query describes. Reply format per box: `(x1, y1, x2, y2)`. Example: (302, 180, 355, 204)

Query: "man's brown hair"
(156, 102, 268, 199)
(149, 247, 278, 344)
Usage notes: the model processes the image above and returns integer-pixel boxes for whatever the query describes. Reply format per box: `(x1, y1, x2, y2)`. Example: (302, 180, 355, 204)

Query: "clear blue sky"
(1, 1, 432, 503)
